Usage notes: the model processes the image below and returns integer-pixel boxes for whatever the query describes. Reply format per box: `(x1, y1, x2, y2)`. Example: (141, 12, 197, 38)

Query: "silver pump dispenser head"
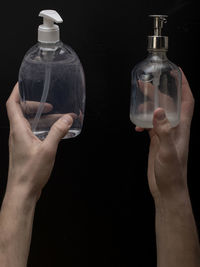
(148, 15, 168, 51)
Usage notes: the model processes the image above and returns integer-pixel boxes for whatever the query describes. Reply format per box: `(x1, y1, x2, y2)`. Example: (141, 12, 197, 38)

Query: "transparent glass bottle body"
(130, 51, 181, 128)
(19, 42, 86, 140)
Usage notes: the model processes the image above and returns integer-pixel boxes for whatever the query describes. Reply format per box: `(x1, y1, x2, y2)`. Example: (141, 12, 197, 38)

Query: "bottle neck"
(147, 50, 168, 61)
(38, 41, 62, 61)
(38, 41, 61, 51)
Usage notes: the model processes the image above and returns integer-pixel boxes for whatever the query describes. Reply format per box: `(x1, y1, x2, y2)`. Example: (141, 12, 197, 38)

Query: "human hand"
(137, 72, 177, 115)
(6, 83, 73, 200)
(136, 69, 194, 202)
(135, 70, 181, 125)
(21, 100, 78, 132)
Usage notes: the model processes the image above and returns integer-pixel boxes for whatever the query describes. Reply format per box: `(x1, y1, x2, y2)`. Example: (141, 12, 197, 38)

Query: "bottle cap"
(148, 15, 168, 51)
(38, 10, 63, 43)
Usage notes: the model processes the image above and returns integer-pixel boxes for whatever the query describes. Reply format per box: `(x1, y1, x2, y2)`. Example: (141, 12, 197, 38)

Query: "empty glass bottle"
(130, 15, 181, 128)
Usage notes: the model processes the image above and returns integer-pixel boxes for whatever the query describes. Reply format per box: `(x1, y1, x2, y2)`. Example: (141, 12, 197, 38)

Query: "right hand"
(136, 70, 194, 202)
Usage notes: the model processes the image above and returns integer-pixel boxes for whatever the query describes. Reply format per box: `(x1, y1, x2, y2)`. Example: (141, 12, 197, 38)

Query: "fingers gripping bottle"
(19, 10, 86, 140)
(130, 15, 181, 128)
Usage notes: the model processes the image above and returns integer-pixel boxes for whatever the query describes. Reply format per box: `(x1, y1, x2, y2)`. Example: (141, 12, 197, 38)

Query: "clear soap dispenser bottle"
(130, 15, 181, 128)
(19, 10, 86, 140)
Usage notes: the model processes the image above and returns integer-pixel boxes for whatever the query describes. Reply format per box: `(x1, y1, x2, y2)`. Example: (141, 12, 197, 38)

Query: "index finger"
(21, 101, 53, 115)
(138, 80, 155, 100)
(179, 68, 194, 122)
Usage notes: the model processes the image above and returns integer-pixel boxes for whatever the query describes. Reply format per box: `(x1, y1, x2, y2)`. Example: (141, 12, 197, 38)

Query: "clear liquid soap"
(19, 10, 86, 140)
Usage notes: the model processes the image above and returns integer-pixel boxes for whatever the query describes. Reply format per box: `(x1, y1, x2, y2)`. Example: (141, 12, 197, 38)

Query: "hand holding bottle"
(136, 69, 194, 202)
(6, 83, 73, 200)
(130, 15, 182, 128)
(137, 72, 177, 115)
(21, 100, 77, 131)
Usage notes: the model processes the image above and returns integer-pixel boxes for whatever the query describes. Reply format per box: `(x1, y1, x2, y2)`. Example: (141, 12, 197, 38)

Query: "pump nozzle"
(38, 10, 63, 43)
(149, 15, 168, 36)
(148, 14, 168, 51)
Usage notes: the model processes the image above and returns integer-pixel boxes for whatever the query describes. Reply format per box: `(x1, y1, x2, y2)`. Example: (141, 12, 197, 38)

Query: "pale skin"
(136, 69, 200, 267)
(0, 83, 73, 267)
(21, 101, 78, 130)
(138, 69, 179, 114)
(0, 69, 200, 267)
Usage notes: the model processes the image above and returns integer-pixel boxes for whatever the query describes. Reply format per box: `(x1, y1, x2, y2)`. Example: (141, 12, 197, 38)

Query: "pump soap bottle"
(130, 15, 181, 128)
(19, 10, 86, 140)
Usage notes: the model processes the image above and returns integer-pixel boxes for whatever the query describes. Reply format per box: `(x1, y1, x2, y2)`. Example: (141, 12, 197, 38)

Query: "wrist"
(5, 179, 39, 209)
(154, 187, 192, 216)
(153, 170, 189, 208)
(7, 171, 43, 202)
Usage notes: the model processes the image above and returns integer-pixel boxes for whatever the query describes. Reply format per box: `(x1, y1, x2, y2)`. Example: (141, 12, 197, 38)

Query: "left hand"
(6, 83, 73, 200)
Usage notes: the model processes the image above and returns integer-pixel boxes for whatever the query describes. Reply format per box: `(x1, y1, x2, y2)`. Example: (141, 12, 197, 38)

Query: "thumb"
(153, 108, 174, 160)
(44, 114, 73, 147)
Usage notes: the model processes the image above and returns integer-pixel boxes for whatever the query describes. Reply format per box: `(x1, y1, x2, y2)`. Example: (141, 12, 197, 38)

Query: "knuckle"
(52, 122, 64, 133)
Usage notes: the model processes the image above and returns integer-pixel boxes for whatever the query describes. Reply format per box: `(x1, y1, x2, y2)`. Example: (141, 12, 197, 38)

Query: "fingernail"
(61, 115, 73, 126)
(155, 109, 166, 121)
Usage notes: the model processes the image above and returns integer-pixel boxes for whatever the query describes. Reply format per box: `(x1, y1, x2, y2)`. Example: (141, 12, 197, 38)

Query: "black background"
(0, 0, 200, 266)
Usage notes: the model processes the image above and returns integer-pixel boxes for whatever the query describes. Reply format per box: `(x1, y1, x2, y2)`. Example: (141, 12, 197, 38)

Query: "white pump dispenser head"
(38, 10, 63, 43)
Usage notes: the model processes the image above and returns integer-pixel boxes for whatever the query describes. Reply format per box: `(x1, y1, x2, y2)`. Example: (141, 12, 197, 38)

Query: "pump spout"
(149, 15, 168, 36)
(148, 14, 168, 51)
(39, 10, 63, 24)
(38, 10, 63, 43)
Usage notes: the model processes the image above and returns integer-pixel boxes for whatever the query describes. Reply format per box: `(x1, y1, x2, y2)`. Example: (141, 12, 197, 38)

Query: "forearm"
(0, 183, 37, 267)
(155, 188, 200, 267)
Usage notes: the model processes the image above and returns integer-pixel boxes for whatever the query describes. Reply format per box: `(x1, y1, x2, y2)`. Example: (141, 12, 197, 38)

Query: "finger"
(180, 68, 194, 103)
(28, 113, 77, 129)
(179, 68, 194, 123)
(22, 101, 53, 114)
(135, 126, 155, 136)
(44, 114, 73, 148)
(68, 113, 78, 120)
(135, 126, 144, 132)
(138, 80, 155, 100)
(170, 69, 179, 82)
(29, 114, 64, 128)
(138, 101, 154, 113)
